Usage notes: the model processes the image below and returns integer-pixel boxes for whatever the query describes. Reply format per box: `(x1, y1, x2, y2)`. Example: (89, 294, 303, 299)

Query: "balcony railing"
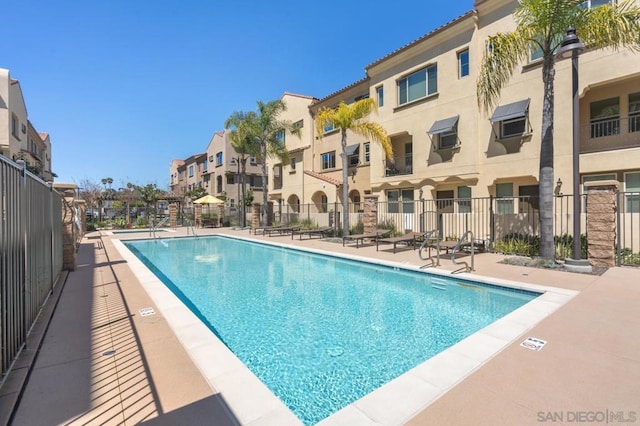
(581, 115, 640, 153)
(385, 154, 413, 177)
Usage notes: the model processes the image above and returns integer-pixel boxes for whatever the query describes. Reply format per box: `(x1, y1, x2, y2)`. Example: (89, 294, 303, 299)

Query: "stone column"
(169, 203, 177, 228)
(62, 190, 78, 271)
(585, 180, 618, 268)
(217, 204, 225, 227)
(363, 195, 379, 234)
(194, 204, 202, 227)
(252, 203, 260, 229)
(76, 199, 86, 234)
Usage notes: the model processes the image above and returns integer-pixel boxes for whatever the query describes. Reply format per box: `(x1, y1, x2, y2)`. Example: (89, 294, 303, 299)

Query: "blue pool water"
(125, 236, 538, 424)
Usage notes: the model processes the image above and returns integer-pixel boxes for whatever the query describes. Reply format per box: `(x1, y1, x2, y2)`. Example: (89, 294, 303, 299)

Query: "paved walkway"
(4, 228, 640, 425)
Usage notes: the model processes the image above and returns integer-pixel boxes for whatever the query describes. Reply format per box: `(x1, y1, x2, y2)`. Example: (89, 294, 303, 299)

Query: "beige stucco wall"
(0, 69, 28, 159)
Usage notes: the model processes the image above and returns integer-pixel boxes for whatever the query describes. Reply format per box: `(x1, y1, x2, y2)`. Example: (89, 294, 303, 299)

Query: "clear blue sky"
(1, 0, 471, 191)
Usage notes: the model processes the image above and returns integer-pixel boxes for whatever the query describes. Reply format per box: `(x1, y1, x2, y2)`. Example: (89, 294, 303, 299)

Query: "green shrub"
(620, 248, 640, 265)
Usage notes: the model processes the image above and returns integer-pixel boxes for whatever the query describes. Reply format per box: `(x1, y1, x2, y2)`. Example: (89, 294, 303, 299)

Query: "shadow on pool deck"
(3, 227, 640, 425)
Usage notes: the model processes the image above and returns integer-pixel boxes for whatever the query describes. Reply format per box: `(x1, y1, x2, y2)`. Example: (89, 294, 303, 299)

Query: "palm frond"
(477, 29, 531, 112)
(351, 121, 392, 159)
(314, 107, 336, 140)
(577, 0, 640, 52)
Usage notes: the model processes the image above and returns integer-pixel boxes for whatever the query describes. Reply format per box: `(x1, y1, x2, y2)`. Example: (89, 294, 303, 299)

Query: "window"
(397, 65, 437, 106)
(290, 158, 296, 170)
(496, 183, 514, 214)
(354, 93, 370, 102)
(629, 93, 640, 133)
(387, 189, 414, 214)
(625, 172, 640, 213)
(590, 97, 620, 138)
(216, 175, 223, 193)
(490, 99, 530, 139)
(321, 151, 336, 170)
(230, 199, 235, 209)
(583, 174, 616, 192)
(250, 156, 258, 165)
(502, 117, 527, 138)
(188, 165, 194, 177)
(203, 161, 208, 172)
(293, 119, 304, 129)
(404, 143, 413, 173)
(216, 152, 223, 166)
(276, 130, 285, 143)
(323, 121, 336, 134)
(458, 186, 472, 213)
(11, 114, 19, 139)
(376, 86, 384, 107)
(227, 175, 235, 184)
(439, 127, 458, 149)
(249, 175, 263, 188)
(347, 144, 360, 167)
(364, 142, 370, 163)
(458, 49, 469, 78)
(519, 185, 539, 214)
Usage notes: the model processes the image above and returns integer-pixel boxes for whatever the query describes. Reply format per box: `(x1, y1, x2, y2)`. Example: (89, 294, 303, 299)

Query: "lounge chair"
(342, 229, 391, 248)
(265, 225, 301, 237)
(250, 224, 287, 235)
(291, 226, 333, 240)
(376, 231, 423, 253)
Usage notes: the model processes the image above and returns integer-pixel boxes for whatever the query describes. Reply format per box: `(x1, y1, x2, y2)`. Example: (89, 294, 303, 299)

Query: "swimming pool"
(123, 236, 540, 424)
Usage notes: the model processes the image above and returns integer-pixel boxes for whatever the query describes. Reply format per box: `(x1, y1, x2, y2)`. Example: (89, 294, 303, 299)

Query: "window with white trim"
(376, 86, 384, 107)
(321, 151, 336, 170)
(364, 142, 370, 164)
(496, 183, 514, 214)
(397, 64, 437, 106)
(458, 186, 472, 213)
(216, 152, 223, 166)
(188, 165, 194, 177)
(625, 172, 640, 213)
(629, 93, 640, 133)
(458, 49, 469, 78)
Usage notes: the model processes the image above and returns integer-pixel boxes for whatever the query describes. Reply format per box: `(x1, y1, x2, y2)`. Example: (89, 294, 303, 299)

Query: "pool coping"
(112, 234, 578, 425)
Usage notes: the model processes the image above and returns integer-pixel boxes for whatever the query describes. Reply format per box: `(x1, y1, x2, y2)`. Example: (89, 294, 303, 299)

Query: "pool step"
(431, 278, 448, 290)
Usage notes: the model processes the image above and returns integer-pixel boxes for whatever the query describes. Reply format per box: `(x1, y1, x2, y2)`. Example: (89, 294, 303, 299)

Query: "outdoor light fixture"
(556, 178, 563, 189)
(557, 26, 585, 262)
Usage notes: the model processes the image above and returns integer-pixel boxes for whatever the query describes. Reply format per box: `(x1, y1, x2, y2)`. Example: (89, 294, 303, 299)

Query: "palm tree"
(231, 100, 300, 226)
(225, 112, 261, 228)
(477, 0, 640, 260)
(315, 98, 393, 237)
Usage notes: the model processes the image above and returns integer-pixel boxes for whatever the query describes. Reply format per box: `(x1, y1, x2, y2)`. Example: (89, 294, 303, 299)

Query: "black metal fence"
(0, 157, 63, 378)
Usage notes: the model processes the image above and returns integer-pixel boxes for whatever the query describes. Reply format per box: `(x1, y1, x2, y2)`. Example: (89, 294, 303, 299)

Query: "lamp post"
(557, 26, 584, 261)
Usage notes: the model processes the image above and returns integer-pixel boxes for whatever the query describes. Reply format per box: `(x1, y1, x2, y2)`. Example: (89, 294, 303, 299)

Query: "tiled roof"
(304, 170, 342, 187)
(365, 10, 475, 71)
(311, 76, 370, 105)
(282, 92, 318, 101)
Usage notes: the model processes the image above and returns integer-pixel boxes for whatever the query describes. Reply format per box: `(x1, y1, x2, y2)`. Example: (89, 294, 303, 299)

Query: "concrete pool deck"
(3, 227, 639, 425)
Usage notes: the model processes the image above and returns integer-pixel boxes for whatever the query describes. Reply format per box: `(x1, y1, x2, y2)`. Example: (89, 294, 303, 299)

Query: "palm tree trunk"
(260, 143, 268, 226)
(539, 56, 556, 260)
(341, 129, 349, 236)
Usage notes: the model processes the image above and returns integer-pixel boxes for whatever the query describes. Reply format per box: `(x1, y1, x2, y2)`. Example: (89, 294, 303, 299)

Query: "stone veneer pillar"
(218, 204, 225, 227)
(61, 189, 78, 271)
(169, 203, 178, 228)
(363, 195, 379, 234)
(585, 180, 618, 268)
(252, 203, 261, 229)
(194, 204, 202, 227)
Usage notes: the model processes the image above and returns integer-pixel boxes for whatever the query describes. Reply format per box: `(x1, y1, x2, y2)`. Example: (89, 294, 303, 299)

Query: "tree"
(133, 183, 164, 227)
(229, 100, 300, 226)
(315, 98, 393, 236)
(77, 178, 103, 220)
(477, 0, 640, 260)
(225, 111, 262, 228)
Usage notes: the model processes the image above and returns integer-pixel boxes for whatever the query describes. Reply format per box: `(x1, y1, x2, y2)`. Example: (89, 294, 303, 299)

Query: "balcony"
(385, 154, 413, 177)
(581, 115, 640, 154)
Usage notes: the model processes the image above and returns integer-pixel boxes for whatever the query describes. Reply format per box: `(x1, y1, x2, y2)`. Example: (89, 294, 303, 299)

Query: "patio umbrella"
(193, 194, 224, 205)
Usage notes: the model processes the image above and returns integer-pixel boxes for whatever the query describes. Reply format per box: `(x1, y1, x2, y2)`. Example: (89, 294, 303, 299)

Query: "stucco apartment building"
(265, 0, 640, 225)
(169, 130, 264, 211)
(0, 68, 54, 181)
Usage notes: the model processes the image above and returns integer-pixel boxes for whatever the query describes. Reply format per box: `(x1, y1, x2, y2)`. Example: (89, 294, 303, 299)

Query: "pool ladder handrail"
(451, 230, 475, 273)
(150, 216, 170, 239)
(418, 229, 441, 268)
